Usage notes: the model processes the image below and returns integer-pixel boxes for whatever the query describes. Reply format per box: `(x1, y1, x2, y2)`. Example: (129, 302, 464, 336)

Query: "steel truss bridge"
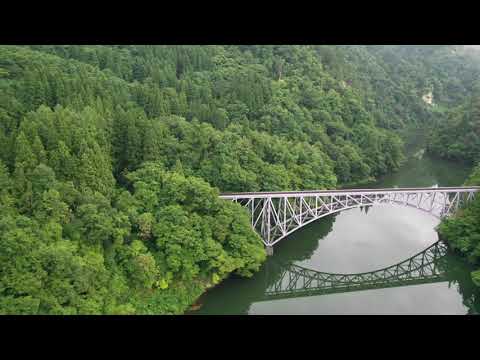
(263, 240, 448, 300)
(220, 187, 479, 253)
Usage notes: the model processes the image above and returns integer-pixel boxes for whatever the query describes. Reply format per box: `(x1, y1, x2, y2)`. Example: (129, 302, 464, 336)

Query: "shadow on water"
(263, 241, 451, 300)
(264, 241, 480, 313)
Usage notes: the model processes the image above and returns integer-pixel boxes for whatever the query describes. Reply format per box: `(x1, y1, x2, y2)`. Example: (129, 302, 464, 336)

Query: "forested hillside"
(425, 47, 480, 290)
(438, 165, 480, 288)
(1, 45, 478, 314)
(427, 88, 480, 163)
(325, 45, 480, 128)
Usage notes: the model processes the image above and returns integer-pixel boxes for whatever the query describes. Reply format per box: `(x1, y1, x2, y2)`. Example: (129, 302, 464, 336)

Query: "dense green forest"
(424, 46, 480, 289)
(1, 45, 479, 314)
(427, 89, 480, 163)
(438, 165, 480, 287)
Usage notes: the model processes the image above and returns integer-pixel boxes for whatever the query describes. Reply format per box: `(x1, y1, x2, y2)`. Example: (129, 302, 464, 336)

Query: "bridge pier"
(266, 246, 274, 256)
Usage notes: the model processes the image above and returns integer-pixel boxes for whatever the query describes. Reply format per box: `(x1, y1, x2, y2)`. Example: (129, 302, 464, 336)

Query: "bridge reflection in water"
(191, 207, 480, 314)
(262, 241, 448, 301)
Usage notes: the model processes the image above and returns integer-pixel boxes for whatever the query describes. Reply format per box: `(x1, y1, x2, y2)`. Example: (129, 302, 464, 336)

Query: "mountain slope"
(1, 45, 479, 314)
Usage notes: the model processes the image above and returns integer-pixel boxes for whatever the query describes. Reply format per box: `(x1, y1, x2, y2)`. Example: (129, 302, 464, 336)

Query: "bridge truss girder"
(223, 188, 478, 247)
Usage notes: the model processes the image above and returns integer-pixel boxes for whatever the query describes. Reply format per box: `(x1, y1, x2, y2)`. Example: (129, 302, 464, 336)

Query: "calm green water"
(190, 133, 480, 315)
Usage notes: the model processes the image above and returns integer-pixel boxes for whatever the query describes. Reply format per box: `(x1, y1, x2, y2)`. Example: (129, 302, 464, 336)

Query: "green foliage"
(438, 164, 480, 287)
(1, 45, 478, 313)
(472, 270, 480, 287)
(427, 88, 480, 164)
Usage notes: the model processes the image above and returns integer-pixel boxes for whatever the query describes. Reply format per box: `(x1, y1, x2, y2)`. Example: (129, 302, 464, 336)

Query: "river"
(189, 132, 480, 315)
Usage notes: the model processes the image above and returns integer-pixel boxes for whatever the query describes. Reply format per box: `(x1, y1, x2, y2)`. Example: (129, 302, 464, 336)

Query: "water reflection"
(254, 240, 479, 314)
(192, 240, 479, 315)
(256, 236, 480, 314)
(263, 241, 448, 300)
(192, 207, 480, 315)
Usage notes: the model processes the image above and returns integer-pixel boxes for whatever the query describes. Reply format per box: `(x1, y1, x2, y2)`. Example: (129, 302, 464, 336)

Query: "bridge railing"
(219, 186, 480, 199)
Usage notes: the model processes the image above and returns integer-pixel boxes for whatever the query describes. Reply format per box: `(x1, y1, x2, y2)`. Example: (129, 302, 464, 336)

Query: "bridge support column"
(266, 246, 274, 256)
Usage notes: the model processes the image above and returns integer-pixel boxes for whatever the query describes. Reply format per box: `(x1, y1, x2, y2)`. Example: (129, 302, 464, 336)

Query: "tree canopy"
(1, 45, 479, 314)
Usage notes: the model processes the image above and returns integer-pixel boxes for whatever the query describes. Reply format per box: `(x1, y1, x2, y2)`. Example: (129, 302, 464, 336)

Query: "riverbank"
(436, 164, 480, 291)
(131, 272, 233, 314)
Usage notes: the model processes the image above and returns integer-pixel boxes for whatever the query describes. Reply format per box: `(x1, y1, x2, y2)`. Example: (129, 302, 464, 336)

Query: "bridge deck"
(220, 186, 480, 199)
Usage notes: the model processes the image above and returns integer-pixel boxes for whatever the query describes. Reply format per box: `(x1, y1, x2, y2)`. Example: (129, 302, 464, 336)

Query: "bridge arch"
(220, 187, 479, 252)
(267, 200, 444, 246)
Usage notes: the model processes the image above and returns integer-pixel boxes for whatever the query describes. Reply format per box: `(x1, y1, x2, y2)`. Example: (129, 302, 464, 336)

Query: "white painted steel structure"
(220, 187, 480, 252)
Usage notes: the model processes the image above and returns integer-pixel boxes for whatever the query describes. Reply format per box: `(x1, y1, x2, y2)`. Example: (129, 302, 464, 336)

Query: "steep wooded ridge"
(437, 165, 480, 287)
(0, 45, 478, 314)
(423, 46, 480, 288)
(427, 90, 480, 163)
